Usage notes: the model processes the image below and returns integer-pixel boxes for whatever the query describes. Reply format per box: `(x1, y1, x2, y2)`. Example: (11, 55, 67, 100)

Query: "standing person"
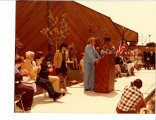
(79, 53, 84, 74)
(100, 46, 107, 57)
(70, 46, 78, 70)
(54, 43, 69, 77)
(144, 47, 150, 70)
(84, 37, 101, 91)
(15, 56, 34, 111)
(116, 79, 146, 113)
(137, 54, 143, 70)
(111, 46, 116, 54)
(115, 53, 123, 77)
(95, 47, 101, 55)
(54, 43, 69, 91)
(149, 48, 155, 69)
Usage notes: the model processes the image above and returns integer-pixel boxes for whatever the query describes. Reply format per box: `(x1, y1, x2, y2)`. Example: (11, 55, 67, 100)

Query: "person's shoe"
(53, 93, 63, 102)
(84, 89, 91, 91)
(127, 73, 130, 77)
(16, 102, 23, 110)
(24, 107, 31, 111)
(62, 92, 66, 96)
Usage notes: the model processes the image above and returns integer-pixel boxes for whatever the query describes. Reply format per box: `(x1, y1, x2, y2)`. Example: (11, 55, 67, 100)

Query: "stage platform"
(15, 69, 155, 113)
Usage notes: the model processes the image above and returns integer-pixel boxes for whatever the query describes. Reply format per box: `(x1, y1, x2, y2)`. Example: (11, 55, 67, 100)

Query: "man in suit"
(149, 48, 155, 69)
(21, 51, 64, 102)
(143, 47, 150, 70)
(84, 37, 101, 91)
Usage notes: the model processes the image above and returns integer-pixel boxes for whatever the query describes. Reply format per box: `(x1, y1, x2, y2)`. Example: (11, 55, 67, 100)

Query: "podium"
(94, 54, 115, 93)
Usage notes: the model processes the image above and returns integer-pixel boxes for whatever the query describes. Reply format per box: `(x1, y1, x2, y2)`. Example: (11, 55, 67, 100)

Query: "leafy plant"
(40, 10, 70, 51)
(15, 37, 23, 53)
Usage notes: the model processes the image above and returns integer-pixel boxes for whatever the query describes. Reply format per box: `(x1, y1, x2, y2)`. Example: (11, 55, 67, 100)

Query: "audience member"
(144, 47, 150, 70)
(140, 94, 155, 114)
(79, 53, 84, 74)
(15, 56, 34, 111)
(100, 46, 107, 55)
(54, 43, 69, 78)
(36, 51, 60, 92)
(70, 46, 78, 70)
(115, 53, 123, 77)
(120, 54, 128, 74)
(125, 54, 135, 76)
(137, 54, 143, 70)
(116, 79, 146, 113)
(111, 46, 116, 54)
(95, 47, 100, 55)
(22, 51, 64, 102)
(149, 48, 155, 69)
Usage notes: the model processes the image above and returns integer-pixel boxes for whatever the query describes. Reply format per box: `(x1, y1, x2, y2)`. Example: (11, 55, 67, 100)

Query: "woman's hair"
(59, 43, 68, 50)
(15, 56, 24, 64)
(36, 51, 44, 59)
(133, 79, 142, 89)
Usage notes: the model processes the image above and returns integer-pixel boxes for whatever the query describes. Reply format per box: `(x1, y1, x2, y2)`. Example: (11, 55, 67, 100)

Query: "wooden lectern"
(94, 54, 115, 93)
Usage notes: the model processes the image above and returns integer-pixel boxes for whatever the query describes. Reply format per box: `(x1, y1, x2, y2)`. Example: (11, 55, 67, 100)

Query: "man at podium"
(84, 37, 101, 91)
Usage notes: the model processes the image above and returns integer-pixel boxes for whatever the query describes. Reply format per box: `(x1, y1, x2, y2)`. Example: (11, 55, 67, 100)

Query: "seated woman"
(15, 56, 34, 111)
(36, 51, 60, 92)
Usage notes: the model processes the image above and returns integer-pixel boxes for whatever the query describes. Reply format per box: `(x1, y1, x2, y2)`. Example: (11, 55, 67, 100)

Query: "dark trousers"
(144, 60, 150, 70)
(36, 77, 57, 98)
(56, 61, 67, 76)
(15, 84, 34, 108)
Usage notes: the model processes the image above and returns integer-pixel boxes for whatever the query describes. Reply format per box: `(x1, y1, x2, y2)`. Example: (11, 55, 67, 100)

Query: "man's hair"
(36, 51, 44, 59)
(59, 43, 68, 50)
(26, 51, 35, 58)
(133, 79, 142, 89)
(15, 56, 24, 64)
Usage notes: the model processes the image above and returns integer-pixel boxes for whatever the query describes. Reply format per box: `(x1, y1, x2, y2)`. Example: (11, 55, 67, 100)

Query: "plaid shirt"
(117, 86, 143, 112)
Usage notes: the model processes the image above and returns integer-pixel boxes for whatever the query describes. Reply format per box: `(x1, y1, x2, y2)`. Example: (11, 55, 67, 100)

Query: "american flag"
(117, 31, 126, 56)
(117, 40, 125, 56)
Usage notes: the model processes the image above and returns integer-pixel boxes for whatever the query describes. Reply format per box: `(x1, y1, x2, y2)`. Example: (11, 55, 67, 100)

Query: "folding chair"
(15, 92, 25, 112)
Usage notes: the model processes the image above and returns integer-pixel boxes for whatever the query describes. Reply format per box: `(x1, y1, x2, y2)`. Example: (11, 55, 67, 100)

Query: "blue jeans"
(36, 77, 57, 98)
(84, 62, 95, 89)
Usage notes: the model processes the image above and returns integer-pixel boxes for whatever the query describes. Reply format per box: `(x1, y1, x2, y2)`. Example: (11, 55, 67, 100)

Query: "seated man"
(21, 51, 64, 102)
(36, 51, 60, 92)
(15, 56, 34, 111)
(115, 53, 123, 77)
(116, 79, 146, 113)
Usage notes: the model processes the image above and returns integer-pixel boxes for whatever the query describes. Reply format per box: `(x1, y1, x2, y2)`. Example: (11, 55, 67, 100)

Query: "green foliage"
(40, 10, 70, 50)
